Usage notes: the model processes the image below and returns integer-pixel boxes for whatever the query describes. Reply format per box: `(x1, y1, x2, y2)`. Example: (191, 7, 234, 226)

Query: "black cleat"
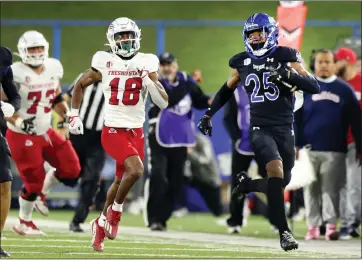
(350, 227, 360, 238)
(231, 171, 251, 200)
(0, 248, 10, 257)
(150, 223, 167, 231)
(280, 231, 298, 251)
(69, 222, 84, 233)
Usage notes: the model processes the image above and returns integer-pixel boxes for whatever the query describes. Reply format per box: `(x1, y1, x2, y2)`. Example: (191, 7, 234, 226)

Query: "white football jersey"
(91, 51, 159, 128)
(8, 58, 63, 135)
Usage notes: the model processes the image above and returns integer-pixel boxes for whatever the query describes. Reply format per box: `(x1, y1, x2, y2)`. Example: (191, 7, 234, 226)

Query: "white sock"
(19, 197, 35, 222)
(112, 202, 123, 212)
(42, 168, 60, 195)
(98, 213, 106, 227)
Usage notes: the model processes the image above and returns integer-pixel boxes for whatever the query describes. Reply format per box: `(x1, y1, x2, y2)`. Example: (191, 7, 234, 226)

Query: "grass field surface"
(1, 2, 360, 91)
(3, 210, 361, 258)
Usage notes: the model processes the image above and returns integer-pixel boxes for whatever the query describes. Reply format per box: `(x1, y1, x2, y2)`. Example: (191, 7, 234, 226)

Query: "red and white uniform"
(92, 51, 159, 128)
(6, 58, 80, 194)
(346, 73, 361, 144)
(91, 51, 159, 179)
(8, 58, 63, 134)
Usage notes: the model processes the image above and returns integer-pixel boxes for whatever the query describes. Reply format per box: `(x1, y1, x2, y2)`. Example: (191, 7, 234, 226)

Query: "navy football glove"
(197, 116, 212, 136)
(269, 64, 298, 92)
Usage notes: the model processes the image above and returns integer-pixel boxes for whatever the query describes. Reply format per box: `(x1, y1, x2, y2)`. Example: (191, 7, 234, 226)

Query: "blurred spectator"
(191, 70, 204, 84)
(146, 52, 211, 231)
(294, 49, 361, 241)
(334, 47, 361, 239)
(184, 133, 223, 217)
(356, 56, 361, 74)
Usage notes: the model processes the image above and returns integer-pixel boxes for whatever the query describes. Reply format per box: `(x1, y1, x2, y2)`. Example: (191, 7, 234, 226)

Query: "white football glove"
(69, 116, 83, 135)
(1, 101, 15, 117)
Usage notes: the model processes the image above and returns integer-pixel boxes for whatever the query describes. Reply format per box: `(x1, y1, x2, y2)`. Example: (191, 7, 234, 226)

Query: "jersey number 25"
(109, 77, 142, 106)
(246, 72, 280, 103)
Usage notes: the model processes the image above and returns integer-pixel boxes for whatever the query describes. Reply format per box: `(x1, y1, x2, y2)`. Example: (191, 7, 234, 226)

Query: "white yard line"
(8, 251, 248, 258)
(5, 217, 360, 257)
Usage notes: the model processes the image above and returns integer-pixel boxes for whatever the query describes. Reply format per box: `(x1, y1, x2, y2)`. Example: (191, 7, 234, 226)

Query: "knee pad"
(20, 186, 38, 201)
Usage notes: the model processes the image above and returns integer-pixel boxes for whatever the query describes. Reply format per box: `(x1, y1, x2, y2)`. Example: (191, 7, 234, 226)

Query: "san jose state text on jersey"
(229, 46, 302, 127)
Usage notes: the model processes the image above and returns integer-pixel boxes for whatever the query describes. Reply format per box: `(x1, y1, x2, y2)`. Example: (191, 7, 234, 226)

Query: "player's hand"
(197, 115, 212, 136)
(0, 101, 15, 118)
(269, 64, 297, 91)
(15, 117, 37, 135)
(69, 116, 83, 135)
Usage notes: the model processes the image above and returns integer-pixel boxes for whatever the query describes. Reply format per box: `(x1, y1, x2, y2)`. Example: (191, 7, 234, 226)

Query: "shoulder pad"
(46, 58, 64, 79)
(229, 52, 247, 69)
(0, 46, 13, 66)
(276, 46, 303, 63)
(91, 51, 111, 72)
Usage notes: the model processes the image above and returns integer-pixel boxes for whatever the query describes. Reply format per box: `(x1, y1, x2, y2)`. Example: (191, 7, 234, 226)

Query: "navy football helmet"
(243, 13, 279, 57)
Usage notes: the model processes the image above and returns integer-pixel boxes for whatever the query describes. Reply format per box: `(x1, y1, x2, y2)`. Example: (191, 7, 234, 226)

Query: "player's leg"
(101, 127, 144, 240)
(0, 134, 12, 257)
(90, 168, 120, 252)
(227, 147, 253, 233)
(43, 128, 81, 189)
(320, 152, 346, 240)
(251, 127, 297, 250)
(6, 130, 46, 235)
(146, 133, 168, 229)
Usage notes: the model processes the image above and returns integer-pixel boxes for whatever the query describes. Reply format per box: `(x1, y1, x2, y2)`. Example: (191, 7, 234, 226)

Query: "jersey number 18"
(109, 77, 143, 106)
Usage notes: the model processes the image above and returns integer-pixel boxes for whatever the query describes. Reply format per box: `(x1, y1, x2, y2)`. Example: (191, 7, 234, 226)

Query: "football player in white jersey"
(4, 31, 81, 235)
(69, 17, 168, 251)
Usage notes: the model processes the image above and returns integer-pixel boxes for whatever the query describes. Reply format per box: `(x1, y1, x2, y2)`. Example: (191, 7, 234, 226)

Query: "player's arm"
(1, 67, 21, 113)
(71, 68, 102, 113)
(197, 69, 239, 136)
(288, 61, 320, 94)
(53, 86, 69, 119)
(204, 69, 240, 118)
(145, 72, 169, 109)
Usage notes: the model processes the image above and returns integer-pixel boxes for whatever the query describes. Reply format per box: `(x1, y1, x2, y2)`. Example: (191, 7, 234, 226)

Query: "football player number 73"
(27, 89, 56, 114)
(109, 77, 143, 106)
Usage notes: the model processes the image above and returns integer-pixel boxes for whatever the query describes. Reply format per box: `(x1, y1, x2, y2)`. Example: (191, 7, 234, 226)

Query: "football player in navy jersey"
(198, 13, 320, 251)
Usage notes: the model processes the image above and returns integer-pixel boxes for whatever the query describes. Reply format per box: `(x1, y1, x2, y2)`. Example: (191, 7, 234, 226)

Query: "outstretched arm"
(204, 68, 240, 118)
(145, 72, 169, 109)
(288, 61, 320, 94)
(197, 69, 240, 136)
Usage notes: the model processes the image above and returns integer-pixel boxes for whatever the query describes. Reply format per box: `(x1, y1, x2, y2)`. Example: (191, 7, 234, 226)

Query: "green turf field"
(3, 210, 361, 258)
(1, 2, 360, 91)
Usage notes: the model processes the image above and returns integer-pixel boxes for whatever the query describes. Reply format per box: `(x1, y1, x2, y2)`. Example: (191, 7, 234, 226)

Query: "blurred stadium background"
(1, 1, 361, 259)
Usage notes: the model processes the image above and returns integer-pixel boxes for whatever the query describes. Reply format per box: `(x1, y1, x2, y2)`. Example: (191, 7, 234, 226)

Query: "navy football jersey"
(229, 46, 302, 127)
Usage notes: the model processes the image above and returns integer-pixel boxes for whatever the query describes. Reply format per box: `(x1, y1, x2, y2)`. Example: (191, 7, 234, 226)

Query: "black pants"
(147, 133, 188, 226)
(250, 125, 295, 186)
(0, 133, 12, 183)
(69, 129, 105, 224)
(227, 143, 254, 226)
